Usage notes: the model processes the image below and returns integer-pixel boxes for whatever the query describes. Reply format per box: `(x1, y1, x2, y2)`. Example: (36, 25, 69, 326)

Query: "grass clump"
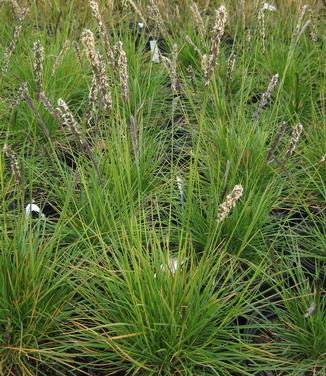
(0, 220, 79, 375)
(74, 240, 262, 375)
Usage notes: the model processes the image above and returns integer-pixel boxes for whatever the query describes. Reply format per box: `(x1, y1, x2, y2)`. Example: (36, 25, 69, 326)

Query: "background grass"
(0, 0, 325, 374)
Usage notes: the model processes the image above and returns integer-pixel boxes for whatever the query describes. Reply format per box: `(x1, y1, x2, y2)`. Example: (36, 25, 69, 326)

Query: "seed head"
(216, 184, 243, 224)
(201, 53, 208, 73)
(56, 99, 99, 174)
(176, 175, 185, 203)
(9, 0, 22, 19)
(72, 40, 83, 67)
(304, 302, 316, 318)
(56, 97, 99, 176)
(226, 51, 236, 82)
(116, 41, 129, 101)
(254, 73, 279, 123)
(293, 5, 308, 40)
(148, 0, 165, 34)
(57, 98, 83, 145)
(81, 29, 112, 114)
(89, 0, 115, 68)
(284, 123, 303, 162)
(185, 35, 202, 57)
(89, 0, 103, 27)
(33, 40, 44, 94)
(186, 65, 196, 93)
(190, 2, 205, 39)
(170, 43, 178, 93)
(125, 0, 146, 26)
(257, 6, 266, 53)
(21, 83, 50, 140)
(265, 121, 287, 164)
(3, 143, 22, 184)
(39, 92, 59, 122)
(319, 154, 326, 164)
(85, 75, 98, 128)
(52, 39, 70, 76)
(246, 28, 251, 44)
(204, 5, 227, 86)
(130, 115, 139, 160)
(307, 7, 318, 42)
(2, 8, 27, 73)
(9, 82, 27, 112)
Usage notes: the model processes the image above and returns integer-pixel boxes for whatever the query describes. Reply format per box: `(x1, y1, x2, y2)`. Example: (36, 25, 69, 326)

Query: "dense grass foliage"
(0, 0, 325, 375)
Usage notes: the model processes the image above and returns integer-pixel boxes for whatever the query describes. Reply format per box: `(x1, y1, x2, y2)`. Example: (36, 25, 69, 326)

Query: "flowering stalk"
(130, 115, 139, 161)
(265, 121, 287, 164)
(33, 40, 44, 95)
(81, 29, 112, 114)
(57, 98, 99, 175)
(175, 5, 180, 19)
(307, 7, 318, 42)
(216, 184, 243, 224)
(170, 43, 178, 94)
(3, 143, 22, 184)
(204, 5, 227, 86)
(148, 0, 165, 34)
(319, 154, 326, 164)
(226, 51, 236, 82)
(238, 0, 245, 27)
(85, 75, 98, 128)
(283, 123, 303, 163)
(187, 65, 196, 93)
(176, 175, 185, 203)
(190, 2, 205, 40)
(9, 0, 23, 19)
(254, 73, 279, 123)
(125, 0, 147, 27)
(52, 39, 70, 76)
(57, 98, 86, 147)
(257, 6, 266, 53)
(89, 0, 115, 68)
(246, 28, 251, 44)
(2, 8, 27, 73)
(39, 92, 60, 123)
(185, 35, 202, 57)
(201, 54, 208, 75)
(116, 41, 129, 101)
(293, 5, 308, 41)
(21, 83, 51, 140)
(9, 83, 26, 112)
(72, 40, 83, 67)
(161, 48, 179, 94)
